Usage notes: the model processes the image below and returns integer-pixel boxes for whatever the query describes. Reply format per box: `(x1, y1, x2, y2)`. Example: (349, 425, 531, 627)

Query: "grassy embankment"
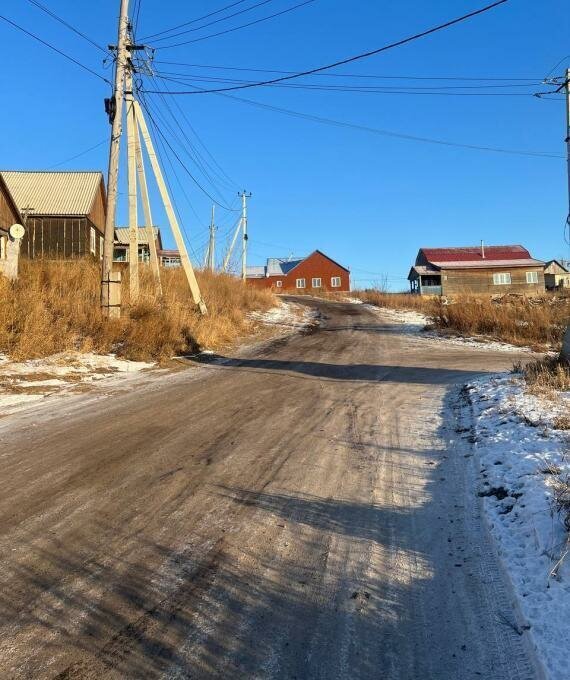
(356, 289, 569, 351)
(0, 259, 275, 361)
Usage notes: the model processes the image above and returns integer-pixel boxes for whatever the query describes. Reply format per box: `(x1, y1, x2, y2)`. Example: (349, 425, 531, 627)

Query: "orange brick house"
(246, 250, 350, 292)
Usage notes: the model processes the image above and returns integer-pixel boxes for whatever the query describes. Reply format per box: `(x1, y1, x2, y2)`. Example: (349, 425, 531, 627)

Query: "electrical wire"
(25, 0, 108, 54)
(155, 0, 317, 49)
(138, 97, 235, 210)
(147, 0, 510, 88)
(48, 138, 108, 169)
(0, 13, 111, 84)
(154, 81, 563, 160)
(152, 61, 541, 82)
(140, 0, 251, 41)
(148, 0, 276, 43)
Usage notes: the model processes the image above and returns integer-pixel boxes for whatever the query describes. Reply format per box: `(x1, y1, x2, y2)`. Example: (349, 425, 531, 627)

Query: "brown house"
(113, 227, 181, 267)
(408, 245, 545, 295)
(0, 171, 106, 259)
(0, 174, 24, 279)
(246, 250, 350, 292)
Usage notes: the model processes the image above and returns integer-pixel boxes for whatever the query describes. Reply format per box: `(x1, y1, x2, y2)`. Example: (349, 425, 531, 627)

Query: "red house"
(246, 250, 350, 292)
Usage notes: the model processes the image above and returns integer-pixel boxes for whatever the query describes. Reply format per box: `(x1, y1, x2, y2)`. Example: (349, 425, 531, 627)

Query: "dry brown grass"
(0, 259, 275, 362)
(356, 289, 570, 350)
(516, 356, 570, 400)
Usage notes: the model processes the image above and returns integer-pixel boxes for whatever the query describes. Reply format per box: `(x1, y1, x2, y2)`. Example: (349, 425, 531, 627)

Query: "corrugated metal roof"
(246, 265, 267, 278)
(421, 245, 531, 264)
(434, 258, 543, 269)
(115, 227, 159, 245)
(0, 171, 103, 216)
(266, 257, 304, 276)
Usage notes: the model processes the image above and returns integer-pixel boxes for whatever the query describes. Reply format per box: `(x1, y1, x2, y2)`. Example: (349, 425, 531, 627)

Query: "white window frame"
(99, 235, 104, 260)
(311, 277, 322, 288)
(526, 271, 538, 284)
(90, 226, 96, 255)
(296, 278, 306, 289)
(275, 280, 283, 288)
(493, 272, 511, 285)
(0, 235, 6, 260)
(331, 276, 341, 288)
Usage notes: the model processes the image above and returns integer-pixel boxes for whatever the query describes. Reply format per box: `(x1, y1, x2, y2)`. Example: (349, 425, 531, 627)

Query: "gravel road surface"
(0, 298, 541, 679)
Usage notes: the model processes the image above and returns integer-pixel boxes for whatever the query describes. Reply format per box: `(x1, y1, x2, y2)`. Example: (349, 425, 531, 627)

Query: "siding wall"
(21, 217, 103, 259)
(441, 266, 545, 295)
(247, 251, 350, 292)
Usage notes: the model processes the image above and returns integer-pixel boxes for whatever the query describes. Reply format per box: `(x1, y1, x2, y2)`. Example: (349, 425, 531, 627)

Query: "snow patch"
(248, 300, 318, 329)
(467, 375, 570, 679)
(0, 352, 155, 415)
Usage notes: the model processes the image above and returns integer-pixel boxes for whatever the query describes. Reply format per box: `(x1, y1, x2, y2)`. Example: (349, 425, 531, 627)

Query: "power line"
(26, 0, 108, 54)
(0, 13, 111, 84)
(147, 0, 510, 89)
(149, 0, 276, 43)
(152, 71, 541, 94)
(48, 138, 108, 169)
(194, 86, 564, 159)
(140, 0, 251, 41)
(155, 0, 318, 49)
(138, 97, 235, 210)
(153, 61, 541, 82)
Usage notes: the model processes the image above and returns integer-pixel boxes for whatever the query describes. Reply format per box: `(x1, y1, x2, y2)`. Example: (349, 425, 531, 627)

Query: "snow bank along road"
(0, 298, 542, 679)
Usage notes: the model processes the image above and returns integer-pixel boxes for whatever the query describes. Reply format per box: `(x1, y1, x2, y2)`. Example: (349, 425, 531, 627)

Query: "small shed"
(0, 171, 106, 259)
(544, 260, 570, 290)
(114, 227, 162, 263)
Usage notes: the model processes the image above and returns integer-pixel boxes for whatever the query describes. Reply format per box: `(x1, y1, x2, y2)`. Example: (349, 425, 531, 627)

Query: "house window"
(99, 236, 104, 260)
(331, 276, 341, 288)
(312, 277, 322, 288)
(296, 278, 305, 289)
(275, 280, 283, 288)
(0, 236, 6, 260)
(526, 271, 538, 284)
(90, 227, 96, 255)
(493, 272, 511, 285)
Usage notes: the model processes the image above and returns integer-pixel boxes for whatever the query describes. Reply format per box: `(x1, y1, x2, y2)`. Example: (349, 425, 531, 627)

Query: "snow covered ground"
(467, 374, 570, 679)
(361, 303, 534, 353)
(248, 299, 319, 331)
(0, 352, 154, 415)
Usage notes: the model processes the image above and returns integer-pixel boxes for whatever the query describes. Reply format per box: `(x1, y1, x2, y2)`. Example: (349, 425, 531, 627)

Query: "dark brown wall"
(0, 182, 20, 230)
(88, 180, 107, 233)
(441, 266, 545, 295)
(21, 217, 103, 259)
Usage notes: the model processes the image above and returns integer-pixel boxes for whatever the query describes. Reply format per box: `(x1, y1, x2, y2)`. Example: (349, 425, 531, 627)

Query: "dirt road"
(0, 299, 540, 679)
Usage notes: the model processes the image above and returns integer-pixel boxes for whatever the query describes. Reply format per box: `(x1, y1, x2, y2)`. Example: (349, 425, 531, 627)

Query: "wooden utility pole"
(223, 217, 241, 272)
(101, 0, 130, 318)
(125, 64, 139, 303)
(562, 68, 570, 361)
(134, 100, 207, 314)
(134, 123, 162, 295)
(239, 190, 251, 281)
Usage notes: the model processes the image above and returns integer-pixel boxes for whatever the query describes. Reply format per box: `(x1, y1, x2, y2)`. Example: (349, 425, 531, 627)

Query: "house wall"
(0, 181, 23, 279)
(88, 181, 107, 232)
(21, 217, 104, 259)
(441, 266, 545, 295)
(247, 251, 350, 292)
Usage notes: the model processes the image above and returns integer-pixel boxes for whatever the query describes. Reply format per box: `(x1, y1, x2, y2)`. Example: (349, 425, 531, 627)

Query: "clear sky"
(1, 0, 569, 289)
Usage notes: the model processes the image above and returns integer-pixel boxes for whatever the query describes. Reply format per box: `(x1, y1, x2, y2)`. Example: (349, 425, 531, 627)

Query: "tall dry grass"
(0, 259, 275, 361)
(356, 289, 570, 350)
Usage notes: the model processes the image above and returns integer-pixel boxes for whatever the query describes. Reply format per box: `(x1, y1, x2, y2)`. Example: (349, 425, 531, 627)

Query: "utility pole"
(101, 0, 130, 318)
(125, 62, 139, 303)
(239, 190, 251, 281)
(562, 68, 570, 361)
(208, 205, 216, 271)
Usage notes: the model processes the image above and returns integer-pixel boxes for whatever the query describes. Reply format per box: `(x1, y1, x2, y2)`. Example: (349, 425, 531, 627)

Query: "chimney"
(481, 240, 485, 259)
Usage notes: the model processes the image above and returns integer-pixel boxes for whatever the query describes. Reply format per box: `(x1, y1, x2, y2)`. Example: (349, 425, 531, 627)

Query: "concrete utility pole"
(239, 190, 251, 281)
(101, 0, 130, 318)
(208, 204, 216, 271)
(125, 64, 139, 303)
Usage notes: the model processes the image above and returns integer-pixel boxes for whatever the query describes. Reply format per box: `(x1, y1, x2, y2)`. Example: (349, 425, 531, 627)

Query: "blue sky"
(1, 0, 568, 289)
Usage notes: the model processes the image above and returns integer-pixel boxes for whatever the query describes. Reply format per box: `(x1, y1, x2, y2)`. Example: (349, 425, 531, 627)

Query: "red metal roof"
(421, 245, 531, 264)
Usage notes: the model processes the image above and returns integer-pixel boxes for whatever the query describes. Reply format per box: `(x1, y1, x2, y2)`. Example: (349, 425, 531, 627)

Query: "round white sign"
(9, 223, 25, 240)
